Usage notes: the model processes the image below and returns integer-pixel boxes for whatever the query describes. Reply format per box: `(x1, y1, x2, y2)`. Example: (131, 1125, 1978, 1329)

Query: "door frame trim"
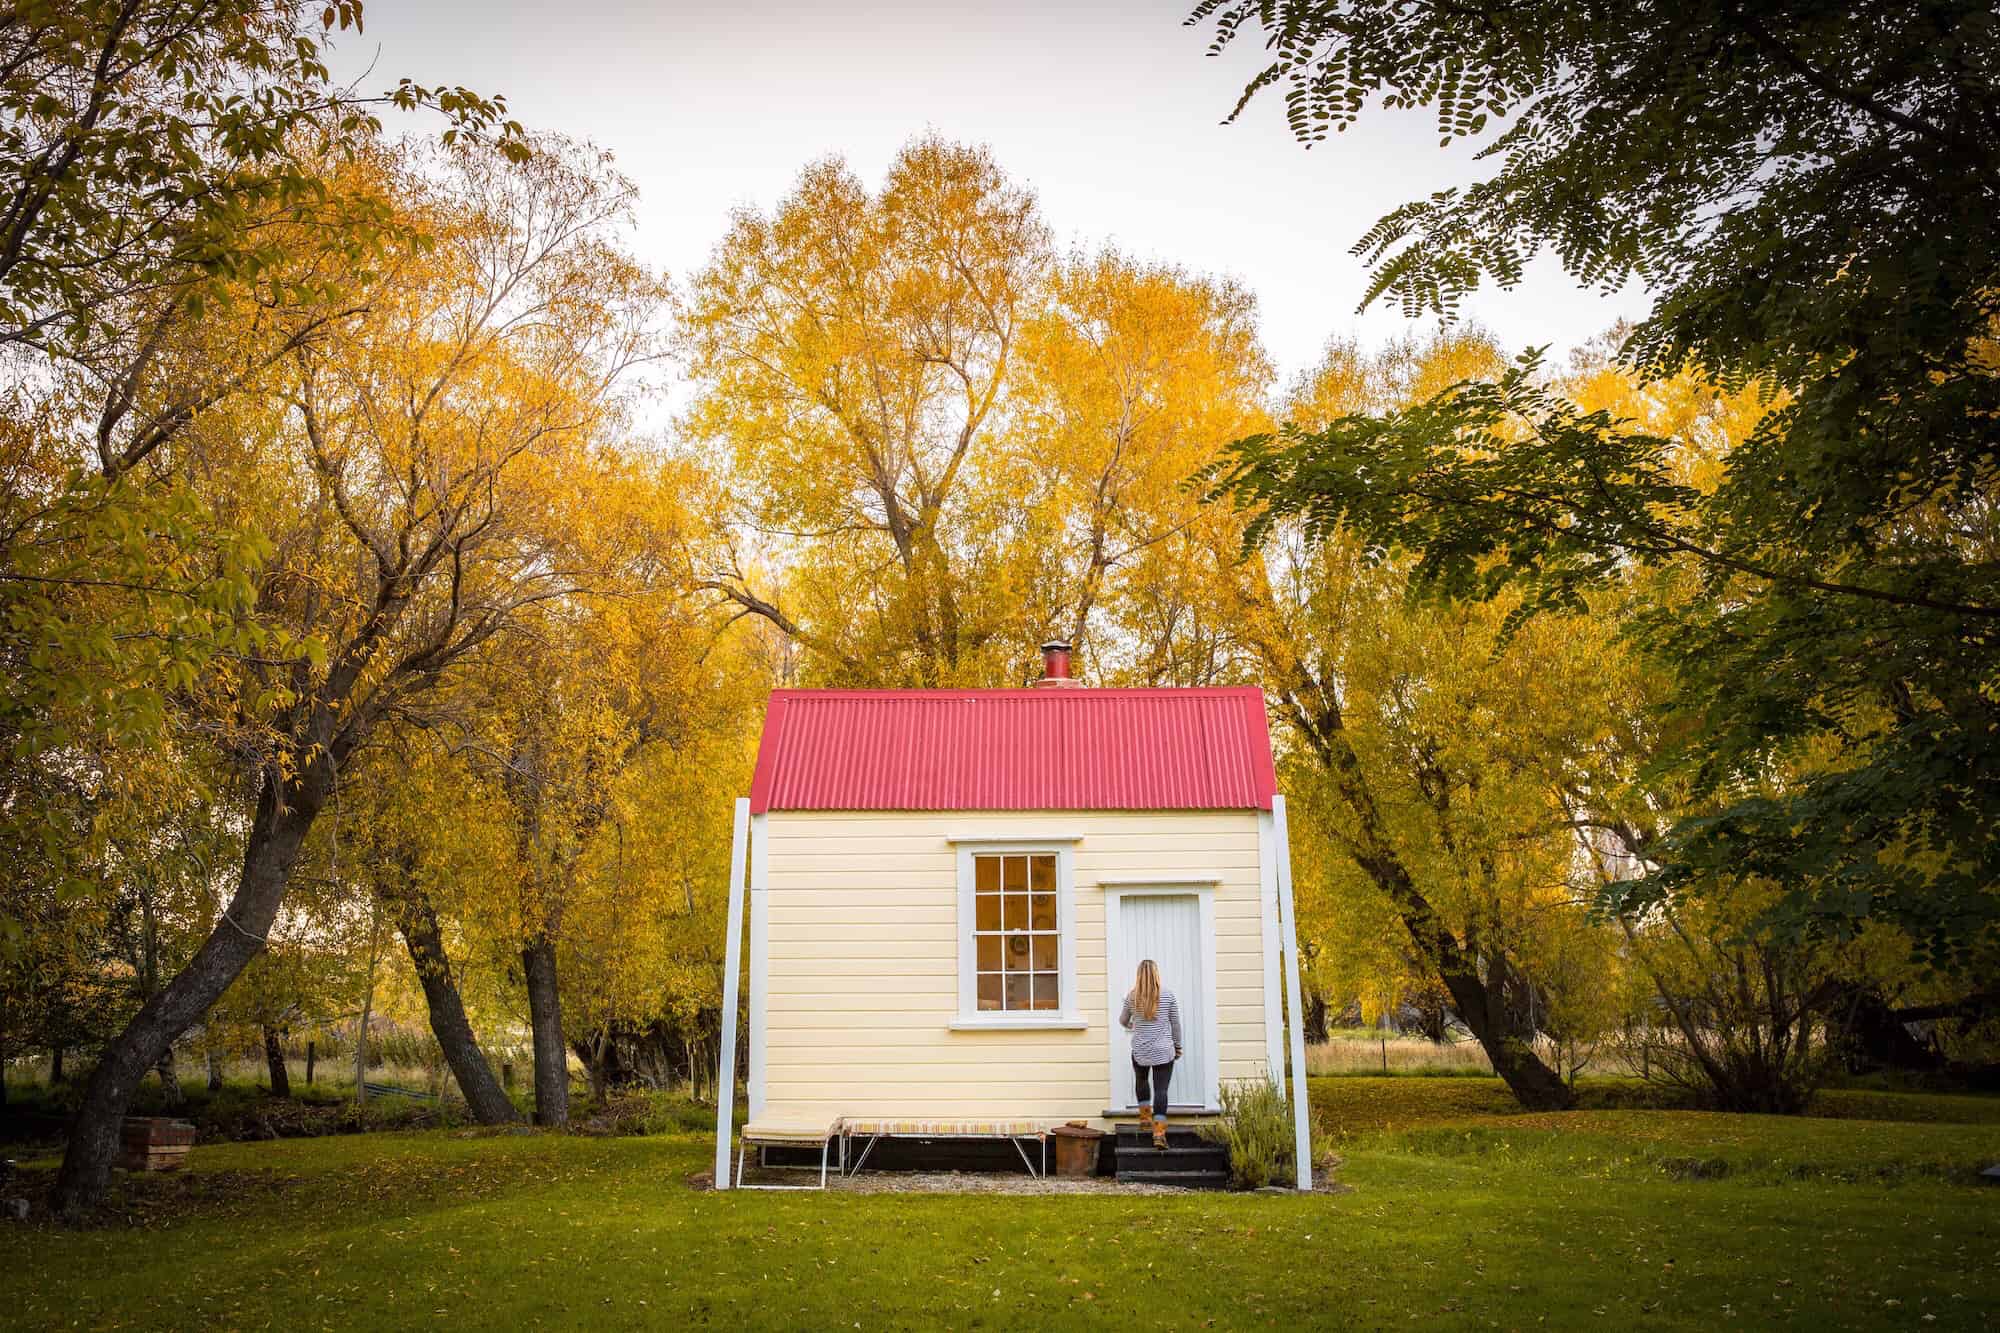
(1102, 884, 1220, 1113)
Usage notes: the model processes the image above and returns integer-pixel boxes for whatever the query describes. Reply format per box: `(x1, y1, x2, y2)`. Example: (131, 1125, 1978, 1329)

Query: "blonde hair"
(1134, 959, 1160, 1021)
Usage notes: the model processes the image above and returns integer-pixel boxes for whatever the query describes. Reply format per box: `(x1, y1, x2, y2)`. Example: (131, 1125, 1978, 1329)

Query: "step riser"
(1113, 1134, 1214, 1148)
(1118, 1172, 1231, 1188)
(1120, 1144, 1224, 1160)
(1116, 1149, 1221, 1161)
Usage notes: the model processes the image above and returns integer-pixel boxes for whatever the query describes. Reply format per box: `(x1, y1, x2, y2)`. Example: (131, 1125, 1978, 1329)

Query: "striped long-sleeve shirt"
(1120, 990, 1182, 1066)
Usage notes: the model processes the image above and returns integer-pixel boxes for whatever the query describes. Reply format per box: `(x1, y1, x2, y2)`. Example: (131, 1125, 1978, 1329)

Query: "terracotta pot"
(1049, 1123, 1105, 1177)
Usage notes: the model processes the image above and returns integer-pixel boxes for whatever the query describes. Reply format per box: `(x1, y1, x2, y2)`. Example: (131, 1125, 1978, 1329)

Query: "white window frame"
(949, 839, 1085, 1031)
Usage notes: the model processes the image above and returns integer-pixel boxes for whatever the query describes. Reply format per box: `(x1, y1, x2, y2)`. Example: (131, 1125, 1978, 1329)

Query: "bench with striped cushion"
(735, 1117, 842, 1190)
(742, 1117, 844, 1145)
(839, 1117, 1042, 1137)
(839, 1118, 1048, 1176)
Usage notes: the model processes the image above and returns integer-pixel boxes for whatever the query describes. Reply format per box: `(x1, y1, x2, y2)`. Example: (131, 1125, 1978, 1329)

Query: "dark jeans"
(1133, 1059, 1173, 1117)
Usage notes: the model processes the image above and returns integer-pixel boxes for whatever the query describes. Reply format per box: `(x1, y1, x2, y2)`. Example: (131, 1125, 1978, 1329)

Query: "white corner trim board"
(747, 813, 769, 1122)
(1272, 794, 1314, 1191)
(1256, 809, 1286, 1097)
(712, 796, 750, 1191)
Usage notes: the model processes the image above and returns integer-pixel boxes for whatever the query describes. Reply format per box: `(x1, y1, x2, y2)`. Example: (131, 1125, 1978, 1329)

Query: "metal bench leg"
(735, 1141, 745, 1188)
(849, 1132, 883, 1176)
(1010, 1135, 1038, 1177)
(820, 1137, 830, 1189)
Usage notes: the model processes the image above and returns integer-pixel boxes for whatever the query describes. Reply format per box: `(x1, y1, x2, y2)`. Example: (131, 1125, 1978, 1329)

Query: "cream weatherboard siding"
(753, 809, 1274, 1127)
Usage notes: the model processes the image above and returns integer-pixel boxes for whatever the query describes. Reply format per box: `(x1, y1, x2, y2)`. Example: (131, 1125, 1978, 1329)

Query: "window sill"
(948, 1014, 1089, 1032)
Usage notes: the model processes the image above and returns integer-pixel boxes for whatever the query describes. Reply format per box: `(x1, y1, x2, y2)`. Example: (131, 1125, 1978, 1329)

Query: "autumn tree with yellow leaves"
(1008, 252, 1271, 677)
(682, 136, 1048, 686)
(49, 133, 670, 1213)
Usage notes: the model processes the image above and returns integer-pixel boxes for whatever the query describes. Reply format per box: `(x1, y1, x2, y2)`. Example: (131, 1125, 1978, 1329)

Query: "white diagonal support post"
(1273, 794, 1313, 1191)
(713, 797, 751, 1189)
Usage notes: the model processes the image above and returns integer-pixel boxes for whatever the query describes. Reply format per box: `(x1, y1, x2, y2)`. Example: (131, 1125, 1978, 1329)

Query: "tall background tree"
(48, 131, 666, 1214)
(0, 2, 521, 926)
(682, 136, 1049, 686)
(1008, 251, 1270, 677)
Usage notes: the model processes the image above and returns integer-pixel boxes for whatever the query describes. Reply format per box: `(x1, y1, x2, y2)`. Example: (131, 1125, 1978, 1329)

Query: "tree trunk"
(1435, 948, 1572, 1110)
(262, 1025, 291, 1097)
(138, 891, 182, 1107)
(522, 933, 568, 1127)
(1304, 989, 1330, 1044)
(1413, 989, 1450, 1044)
(50, 766, 325, 1218)
(1834, 984, 1943, 1073)
(587, 1034, 608, 1106)
(305, 1040, 315, 1086)
(1280, 691, 1576, 1111)
(155, 1046, 183, 1107)
(49, 1044, 64, 1084)
(354, 1000, 372, 1105)
(355, 898, 381, 1104)
(393, 889, 517, 1125)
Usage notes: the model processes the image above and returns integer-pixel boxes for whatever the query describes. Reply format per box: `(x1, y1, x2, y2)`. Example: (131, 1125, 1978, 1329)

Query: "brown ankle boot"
(1152, 1115, 1169, 1150)
(1137, 1106, 1155, 1136)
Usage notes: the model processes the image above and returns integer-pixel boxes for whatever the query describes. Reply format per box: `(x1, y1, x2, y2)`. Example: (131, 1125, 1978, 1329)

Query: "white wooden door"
(1110, 893, 1211, 1110)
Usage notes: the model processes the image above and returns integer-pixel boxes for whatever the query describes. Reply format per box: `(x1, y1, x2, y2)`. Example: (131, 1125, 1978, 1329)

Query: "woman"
(1119, 958, 1182, 1149)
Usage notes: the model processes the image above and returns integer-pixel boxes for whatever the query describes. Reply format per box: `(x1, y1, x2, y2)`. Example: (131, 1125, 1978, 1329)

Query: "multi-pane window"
(971, 852, 1060, 1011)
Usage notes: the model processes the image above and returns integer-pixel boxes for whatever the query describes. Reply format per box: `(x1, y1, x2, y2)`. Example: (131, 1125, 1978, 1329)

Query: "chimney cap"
(1039, 638, 1072, 652)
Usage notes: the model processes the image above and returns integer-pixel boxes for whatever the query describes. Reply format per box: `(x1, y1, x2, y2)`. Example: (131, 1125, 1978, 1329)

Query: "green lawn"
(3, 1078, 1996, 1330)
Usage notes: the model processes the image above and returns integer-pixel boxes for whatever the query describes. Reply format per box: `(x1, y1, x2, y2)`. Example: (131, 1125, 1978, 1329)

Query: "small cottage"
(713, 642, 1311, 1188)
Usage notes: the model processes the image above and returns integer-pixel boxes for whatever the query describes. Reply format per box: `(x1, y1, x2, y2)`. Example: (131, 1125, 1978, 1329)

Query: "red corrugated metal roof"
(748, 688, 1278, 813)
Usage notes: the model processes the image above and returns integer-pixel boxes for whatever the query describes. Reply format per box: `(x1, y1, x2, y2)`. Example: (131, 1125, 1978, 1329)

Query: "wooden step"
(1116, 1145, 1228, 1161)
(1113, 1129, 1214, 1151)
(1114, 1143, 1228, 1162)
(1116, 1167, 1231, 1189)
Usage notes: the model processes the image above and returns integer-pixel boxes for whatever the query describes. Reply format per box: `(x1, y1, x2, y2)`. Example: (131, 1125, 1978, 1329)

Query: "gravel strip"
(709, 1159, 1347, 1195)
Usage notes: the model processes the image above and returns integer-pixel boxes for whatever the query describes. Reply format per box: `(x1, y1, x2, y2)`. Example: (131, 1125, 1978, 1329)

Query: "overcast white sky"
(334, 0, 1646, 388)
